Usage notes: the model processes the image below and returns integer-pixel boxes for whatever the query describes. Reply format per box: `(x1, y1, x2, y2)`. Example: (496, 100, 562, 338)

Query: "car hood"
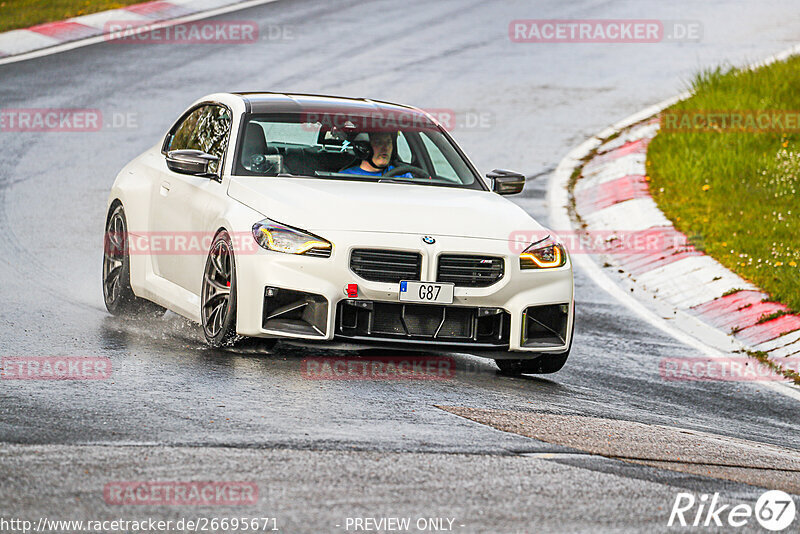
(228, 176, 547, 242)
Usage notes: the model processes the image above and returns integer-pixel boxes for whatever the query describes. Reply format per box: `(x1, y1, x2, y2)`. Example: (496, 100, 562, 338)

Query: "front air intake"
(437, 255, 504, 287)
(350, 249, 422, 283)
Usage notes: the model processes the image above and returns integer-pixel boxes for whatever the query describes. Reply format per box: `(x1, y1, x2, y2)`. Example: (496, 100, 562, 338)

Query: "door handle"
(160, 181, 170, 196)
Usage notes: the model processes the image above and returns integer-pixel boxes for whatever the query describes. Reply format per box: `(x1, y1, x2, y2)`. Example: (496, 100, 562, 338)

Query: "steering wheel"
(249, 154, 279, 174)
(383, 164, 430, 178)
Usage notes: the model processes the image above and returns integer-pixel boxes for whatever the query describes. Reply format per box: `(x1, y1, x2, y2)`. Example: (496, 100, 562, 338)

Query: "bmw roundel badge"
(422, 236, 436, 245)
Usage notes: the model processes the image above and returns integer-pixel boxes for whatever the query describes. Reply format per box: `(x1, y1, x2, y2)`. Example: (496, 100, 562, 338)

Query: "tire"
(496, 304, 576, 375)
(103, 202, 166, 317)
(495, 351, 569, 375)
(201, 230, 241, 347)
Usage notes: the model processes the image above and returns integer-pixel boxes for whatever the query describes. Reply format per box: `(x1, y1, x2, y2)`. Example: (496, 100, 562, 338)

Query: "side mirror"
(487, 169, 525, 195)
(166, 149, 219, 177)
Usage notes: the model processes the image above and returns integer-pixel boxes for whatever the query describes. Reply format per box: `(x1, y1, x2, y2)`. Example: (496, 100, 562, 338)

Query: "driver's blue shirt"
(341, 164, 413, 178)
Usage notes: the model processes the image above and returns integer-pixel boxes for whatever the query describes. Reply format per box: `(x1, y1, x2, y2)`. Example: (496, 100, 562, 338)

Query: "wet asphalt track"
(1, 0, 800, 531)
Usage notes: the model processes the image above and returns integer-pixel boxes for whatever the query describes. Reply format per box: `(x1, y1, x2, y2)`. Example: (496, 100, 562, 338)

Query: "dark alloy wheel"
(495, 306, 576, 376)
(103, 202, 165, 317)
(495, 352, 570, 375)
(201, 231, 241, 347)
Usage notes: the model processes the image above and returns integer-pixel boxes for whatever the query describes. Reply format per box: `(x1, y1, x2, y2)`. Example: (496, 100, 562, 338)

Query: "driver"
(341, 131, 414, 178)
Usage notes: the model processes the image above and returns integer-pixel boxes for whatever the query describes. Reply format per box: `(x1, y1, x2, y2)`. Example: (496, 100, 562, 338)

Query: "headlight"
(520, 236, 567, 269)
(252, 219, 332, 257)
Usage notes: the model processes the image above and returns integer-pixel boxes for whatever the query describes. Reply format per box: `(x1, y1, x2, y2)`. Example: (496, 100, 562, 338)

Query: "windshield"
(233, 112, 484, 190)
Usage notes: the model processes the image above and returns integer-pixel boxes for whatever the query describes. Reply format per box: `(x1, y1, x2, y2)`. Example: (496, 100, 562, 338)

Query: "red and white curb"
(547, 43, 800, 400)
(0, 0, 280, 65)
(575, 120, 800, 361)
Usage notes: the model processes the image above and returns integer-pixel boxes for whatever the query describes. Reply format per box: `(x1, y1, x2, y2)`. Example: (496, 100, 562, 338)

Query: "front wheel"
(201, 231, 241, 347)
(495, 352, 569, 375)
(496, 302, 576, 375)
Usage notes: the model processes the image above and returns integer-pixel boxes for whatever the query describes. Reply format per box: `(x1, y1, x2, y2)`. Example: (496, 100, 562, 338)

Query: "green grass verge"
(647, 58, 800, 312)
(0, 0, 145, 33)
(750, 350, 800, 386)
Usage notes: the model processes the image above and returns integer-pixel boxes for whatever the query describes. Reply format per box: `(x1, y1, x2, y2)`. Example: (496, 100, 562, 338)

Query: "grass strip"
(0, 0, 145, 33)
(647, 59, 800, 312)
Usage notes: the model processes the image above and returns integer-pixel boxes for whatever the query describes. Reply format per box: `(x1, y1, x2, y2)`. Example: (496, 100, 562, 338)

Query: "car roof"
(232, 92, 426, 116)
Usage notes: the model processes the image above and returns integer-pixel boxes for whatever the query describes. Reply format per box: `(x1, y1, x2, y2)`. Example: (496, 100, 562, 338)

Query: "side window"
(193, 106, 231, 173)
(395, 132, 412, 163)
(420, 133, 458, 180)
(169, 107, 204, 151)
(168, 105, 232, 174)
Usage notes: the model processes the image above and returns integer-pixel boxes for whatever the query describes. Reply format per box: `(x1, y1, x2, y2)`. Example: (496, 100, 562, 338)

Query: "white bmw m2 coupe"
(103, 93, 574, 374)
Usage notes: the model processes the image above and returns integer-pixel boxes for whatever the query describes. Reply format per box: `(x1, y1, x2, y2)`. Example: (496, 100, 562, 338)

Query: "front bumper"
(234, 230, 574, 356)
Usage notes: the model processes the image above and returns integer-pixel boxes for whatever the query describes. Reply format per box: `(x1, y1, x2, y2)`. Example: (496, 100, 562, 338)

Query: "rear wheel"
(102, 203, 166, 317)
(201, 231, 241, 347)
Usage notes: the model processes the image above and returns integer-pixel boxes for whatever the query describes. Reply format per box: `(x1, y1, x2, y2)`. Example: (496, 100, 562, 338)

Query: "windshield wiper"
(377, 178, 415, 184)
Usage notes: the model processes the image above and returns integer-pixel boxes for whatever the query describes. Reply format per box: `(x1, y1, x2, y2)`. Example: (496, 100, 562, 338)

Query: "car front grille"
(437, 255, 504, 287)
(350, 249, 421, 283)
(336, 300, 510, 347)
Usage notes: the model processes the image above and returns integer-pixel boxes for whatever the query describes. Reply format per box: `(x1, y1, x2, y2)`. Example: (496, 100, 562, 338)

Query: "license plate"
(399, 281, 454, 304)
